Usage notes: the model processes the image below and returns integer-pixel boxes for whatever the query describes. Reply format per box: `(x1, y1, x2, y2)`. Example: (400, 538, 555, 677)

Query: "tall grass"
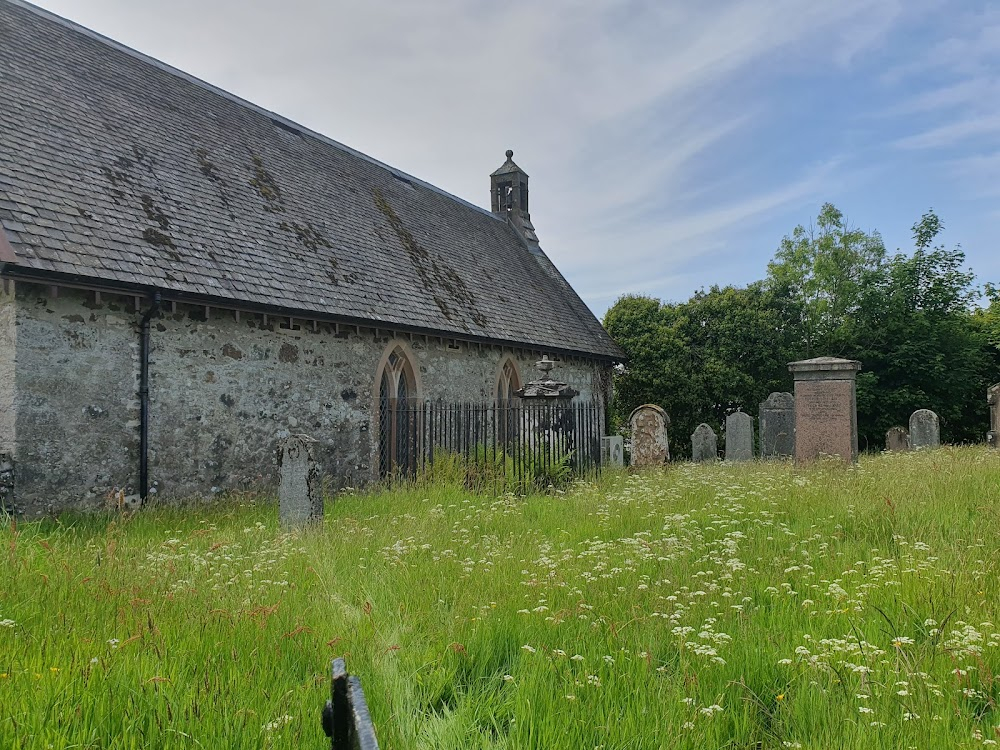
(1, 447, 999, 748)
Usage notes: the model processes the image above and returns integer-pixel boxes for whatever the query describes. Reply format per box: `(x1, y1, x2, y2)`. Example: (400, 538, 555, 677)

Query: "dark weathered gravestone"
(759, 392, 794, 459)
(601, 436, 624, 468)
(322, 658, 380, 750)
(691, 423, 717, 463)
(885, 426, 910, 452)
(0, 453, 14, 515)
(725, 411, 754, 461)
(909, 409, 940, 450)
(628, 405, 669, 467)
(788, 357, 861, 463)
(989, 384, 999, 448)
(278, 434, 322, 528)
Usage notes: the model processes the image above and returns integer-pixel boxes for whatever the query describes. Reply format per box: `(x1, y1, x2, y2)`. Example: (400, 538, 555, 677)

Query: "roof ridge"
(3, 0, 504, 223)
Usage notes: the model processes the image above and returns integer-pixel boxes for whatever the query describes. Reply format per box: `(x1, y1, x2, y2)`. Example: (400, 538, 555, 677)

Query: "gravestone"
(691, 423, 718, 462)
(0, 453, 14, 515)
(278, 434, 323, 528)
(989, 384, 999, 448)
(759, 392, 795, 458)
(628, 405, 670, 467)
(909, 409, 940, 450)
(601, 436, 624, 468)
(885, 426, 910, 452)
(725, 411, 754, 461)
(788, 357, 861, 463)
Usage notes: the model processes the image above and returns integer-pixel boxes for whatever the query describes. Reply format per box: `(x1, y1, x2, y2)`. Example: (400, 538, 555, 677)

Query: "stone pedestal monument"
(278, 434, 323, 528)
(989, 384, 999, 449)
(515, 355, 579, 401)
(759, 392, 794, 459)
(725, 412, 754, 461)
(885, 426, 910, 452)
(788, 357, 861, 464)
(909, 409, 940, 450)
(628, 405, 670, 468)
(692, 423, 718, 462)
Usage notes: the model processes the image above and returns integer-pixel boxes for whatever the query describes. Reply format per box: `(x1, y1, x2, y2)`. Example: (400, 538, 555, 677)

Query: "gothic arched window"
(496, 358, 521, 447)
(377, 345, 418, 478)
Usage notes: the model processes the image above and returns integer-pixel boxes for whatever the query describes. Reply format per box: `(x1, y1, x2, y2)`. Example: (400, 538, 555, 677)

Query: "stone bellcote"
(490, 149, 541, 252)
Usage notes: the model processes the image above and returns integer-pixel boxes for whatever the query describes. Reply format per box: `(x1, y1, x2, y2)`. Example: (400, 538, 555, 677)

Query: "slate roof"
(0, 0, 623, 360)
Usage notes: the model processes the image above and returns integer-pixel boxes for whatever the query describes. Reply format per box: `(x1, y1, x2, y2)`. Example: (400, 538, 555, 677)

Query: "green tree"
(851, 211, 989, 445)
(767, 203, 886, 356)
(604, 284, 796, 458)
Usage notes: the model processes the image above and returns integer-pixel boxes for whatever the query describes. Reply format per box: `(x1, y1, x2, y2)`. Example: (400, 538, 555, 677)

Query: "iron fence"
(377, 400, 604, 491)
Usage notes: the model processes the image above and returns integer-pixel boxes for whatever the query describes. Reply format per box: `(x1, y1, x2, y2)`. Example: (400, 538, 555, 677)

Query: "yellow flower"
(776, 694, 785, 702)
(49, 667, 60, 673)
(0, 673, 8, 679)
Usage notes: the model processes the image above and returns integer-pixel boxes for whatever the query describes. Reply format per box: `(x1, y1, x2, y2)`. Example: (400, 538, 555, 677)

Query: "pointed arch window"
(377, 346, 418, 478)
(496, 358, 521, 447)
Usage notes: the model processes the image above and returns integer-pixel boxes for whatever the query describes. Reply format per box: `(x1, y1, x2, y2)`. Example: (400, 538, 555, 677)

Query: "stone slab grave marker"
(601, 436, 624, 468)
(628, 405, 670, 468)
(909, 409, 940, 450)
(788, 357, 861, 463)
(989, 383, 999, 448)
(692, 423, 718, 462)
(885, 426, 910, 452)
(725, 411, 754, 461)
(278, 434, 323, 528)
(759, 392, 795, 458)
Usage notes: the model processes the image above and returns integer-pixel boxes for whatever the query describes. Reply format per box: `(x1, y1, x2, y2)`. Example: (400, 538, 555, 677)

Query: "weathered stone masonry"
(5, 283, 608, 515)
(0, 2, 625, 515)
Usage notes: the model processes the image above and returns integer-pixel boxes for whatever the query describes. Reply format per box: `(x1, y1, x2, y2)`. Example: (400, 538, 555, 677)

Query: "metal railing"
(377, 400, 604, 491)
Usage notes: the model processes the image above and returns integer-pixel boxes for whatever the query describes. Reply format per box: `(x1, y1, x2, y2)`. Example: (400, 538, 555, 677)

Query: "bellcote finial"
(505, 149, 514, 159)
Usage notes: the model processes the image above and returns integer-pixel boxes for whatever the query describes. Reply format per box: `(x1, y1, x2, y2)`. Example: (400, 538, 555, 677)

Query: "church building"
(0, 0, 623, 515)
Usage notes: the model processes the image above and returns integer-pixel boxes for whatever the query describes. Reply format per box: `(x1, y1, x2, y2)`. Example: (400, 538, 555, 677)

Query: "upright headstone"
(759, 392, 795, 458)
(788, 357, 861, 463)
(601, 436, 624, 468)
(0, 453, 14, 515)
(725, 412, 754, 461)
(628, 405, 670, 467)
(278, 434, 323, 528)
(988, 384, 999, 449)
(909, 409, 940, 450)
(885, 426, 910, 452)
(691, 423, 718, 462)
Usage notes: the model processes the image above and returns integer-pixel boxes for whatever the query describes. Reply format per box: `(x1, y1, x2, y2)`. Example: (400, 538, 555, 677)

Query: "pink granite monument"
(788, 357, 861, 464)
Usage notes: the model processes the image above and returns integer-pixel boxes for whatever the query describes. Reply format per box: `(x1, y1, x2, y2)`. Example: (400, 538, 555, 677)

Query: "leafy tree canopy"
(605, 206, 998, 453)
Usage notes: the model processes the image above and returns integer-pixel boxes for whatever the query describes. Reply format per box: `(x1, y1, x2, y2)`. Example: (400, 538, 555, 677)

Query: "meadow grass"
(2, 447, 1000, 749)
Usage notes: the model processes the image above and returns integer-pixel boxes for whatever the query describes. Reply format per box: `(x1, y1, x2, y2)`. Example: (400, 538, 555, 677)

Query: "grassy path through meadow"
(2, 447, 999, 748)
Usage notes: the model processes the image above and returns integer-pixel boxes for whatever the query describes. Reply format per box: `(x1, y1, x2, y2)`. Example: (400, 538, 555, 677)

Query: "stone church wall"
(6, 283, 609, 515)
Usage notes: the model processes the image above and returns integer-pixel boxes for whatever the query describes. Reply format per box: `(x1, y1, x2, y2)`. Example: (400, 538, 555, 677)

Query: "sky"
(27, 0, 1000, 317)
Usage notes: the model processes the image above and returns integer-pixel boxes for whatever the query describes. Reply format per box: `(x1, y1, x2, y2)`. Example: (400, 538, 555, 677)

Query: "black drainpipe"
(139, 292, 162, 502)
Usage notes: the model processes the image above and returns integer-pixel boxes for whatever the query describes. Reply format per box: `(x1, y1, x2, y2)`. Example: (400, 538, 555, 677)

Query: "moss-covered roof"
(0, 0, 623, 360)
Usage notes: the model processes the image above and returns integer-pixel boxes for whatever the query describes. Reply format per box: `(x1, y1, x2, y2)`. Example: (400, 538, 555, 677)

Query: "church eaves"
(0, 0, 623, 361)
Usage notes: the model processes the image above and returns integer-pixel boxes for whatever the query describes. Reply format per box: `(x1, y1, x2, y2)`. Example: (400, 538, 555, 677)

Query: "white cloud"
(31, 0, 913, 311)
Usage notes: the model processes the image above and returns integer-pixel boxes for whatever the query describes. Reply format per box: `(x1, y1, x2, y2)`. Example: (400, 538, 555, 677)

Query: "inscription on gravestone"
(885, 426, 910, 452)
(692, 423, 718, 463)
(628, 405, 669, 468)
(725, 411, 754, 462)
(278, 434, 323, 528)
(601, 436, 624, 468)
(789, 357, 861, 464)
(909, 409, 940, 450)
(759, 392, 794, 459)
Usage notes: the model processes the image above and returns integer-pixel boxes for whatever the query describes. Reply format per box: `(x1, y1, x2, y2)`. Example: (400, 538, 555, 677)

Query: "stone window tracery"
(377, 344, 418, 478)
